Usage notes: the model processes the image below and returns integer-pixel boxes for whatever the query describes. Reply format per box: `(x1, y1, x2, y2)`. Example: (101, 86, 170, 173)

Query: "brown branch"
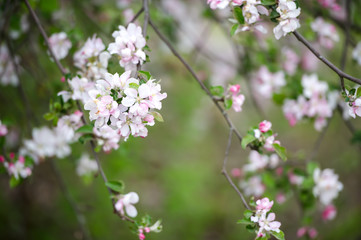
(149, 19, 246, 145)
(292, 31, 361, 86)
(221, 129, 251, 210)
(127, 7, 144, 27)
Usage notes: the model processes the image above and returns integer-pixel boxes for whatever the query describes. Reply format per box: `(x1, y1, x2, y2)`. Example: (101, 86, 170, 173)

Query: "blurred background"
(1, 0, 361, 239)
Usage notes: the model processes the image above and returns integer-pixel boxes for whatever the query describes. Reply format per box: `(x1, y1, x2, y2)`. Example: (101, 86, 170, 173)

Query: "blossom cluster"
(1, 154, 32, 181)
(76, 154, 98, 177)
(311, 17, 339, 49)
(282, 74, 338, 131)
(243, 150, 280, 172)
(252, 66, 286, 99)
(251, 198, 282, 238)
(108, 23, 146, 71)
(273, 0, 301, 40)
(21, 111, 83, 162)
(228, 84, 245, 112)
(0, 44, 19, 86)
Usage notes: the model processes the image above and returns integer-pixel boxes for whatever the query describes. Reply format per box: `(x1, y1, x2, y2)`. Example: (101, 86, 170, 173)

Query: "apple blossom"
(207, 0, 230, 10)
(322, 205, 337, 221)
(0, 120, 8, 136)
(108, 23, 146, 70)
(3, 156, 32, 180)
(282, 47, 300, 75)
(252, 66, 286, 99)
(76, 154, 98, 176)
(311, 17, 339, 49)
(115, 192, 139, 218)
(231, 168, 242, 178)
(259, 120, 272, 133)
(48, 32, 72, 60)
(313, 168, 343, 205)
(243, 150, 269, 172)
(239, 175, 265, 197)
(257, 213, 281, 236)
(348, 98, 361, 118)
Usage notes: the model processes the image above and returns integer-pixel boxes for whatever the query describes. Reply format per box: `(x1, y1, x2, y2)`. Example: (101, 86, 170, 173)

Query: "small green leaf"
(129, 83, 139, 89)
(306, 161, 319, 175)
(356, 87, 361, 98)
(243, 209, 254, 218)
(349, 88, 356, 96)
(273, 143, 287, 161)
(245, 224, 257, 233)
(76, 124, 94, 134)
(261, 0, 276, 5)
(151, 112, 164, 122)
(10, 177, 21, 188)
(105, 180, 125, 193)
(78, 134, 93, 144)
(241, 134, 256, 149)
(43, 112, 55, 121)
(352, 130, 361, 144)
(138, 70, 152, 80)
(271, 230, 285, 240)
(230, 24, 239, 36)
(233, 7, 245, 25)
(210, 86, 225, 97)
(224, 98, 233, 110)
(237, 218, 253, 225)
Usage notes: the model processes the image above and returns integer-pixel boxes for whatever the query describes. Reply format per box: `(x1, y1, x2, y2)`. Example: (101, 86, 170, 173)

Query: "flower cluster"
(84, 71, 167, 150)
(74, 35, 111, 80)
(207, 0, 230, 10)
(228, 84, 245, 112)
(251, 198, 282, 238)
(273, 0, 301, 40)
(311, 17, 339, 49)
(108, 23, 146, 71)
(243, 150, 280, 172)
(240, 175, 265, 197)
(21, 111, 83, 162)
(76, 154, 98, 177)
(313, 168, 343, 206)
(252, 66, 286, 99)
(0, 44, 19, 86)
(1, 154, 32, 181)
(48, 32, 72, 60)
(282, 47, 300, 76)
(282, 74, 338, 131)
(137, 220, 162, 240)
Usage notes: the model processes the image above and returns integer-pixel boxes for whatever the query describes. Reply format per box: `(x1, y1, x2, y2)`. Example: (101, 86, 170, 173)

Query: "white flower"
(273, 18, 300, 40)
(115, 192, 139, 217)
(207, 0, 230, 9)
(313, 168, 343, 205)
(258, 213, 281, 236)
(253, 66, 286, 99)
(239, 175, 265, 197)
(76, 154, 98, 176)
(301, 74, 328, 98)
(352, 42, 361, 65)
(4, 156, 32, 180)
(311, 17, 339, 49)
(243, 4, 260, 24)
(68, 77, 94, 103)
(243, 150, 269, 172)
(48, 32, 72, 60)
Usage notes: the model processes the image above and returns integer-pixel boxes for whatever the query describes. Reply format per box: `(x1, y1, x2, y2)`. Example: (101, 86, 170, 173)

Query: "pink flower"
(322, 205, 337, 221)
(229, 84, 240, 95)
(256, 198, 274, 212)
(0, 120, 8, 136)
(308, 228, 318, 239)
(297, 227, 307, 238)
(138, 232, 146, 240)
(231, 168, 242, 178)
(258, 120, 272, 133)
(114, 192, 139, 218)
(276, 193, 286, 204)
(232, 94, 245, 112)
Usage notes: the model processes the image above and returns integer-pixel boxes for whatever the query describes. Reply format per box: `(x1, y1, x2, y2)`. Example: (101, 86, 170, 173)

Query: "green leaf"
(138, 70, 152, 80)
(0, 137, 5, 149)
(78, 134, 93, 144)
(261, 0, 276, 5)
(224, 98, 233, 110)
(272, 93, 286, 105)
(349, 88, 356, 96)
(306, 161, 319, 175)
(10, 176, 21, 188)
(243, 209, 254, 218)
(43, 112, 55, 121)
(273, 143, 287, 161)
(129, 83, 139, 90)
(151, 112, 164, 122)
(233, 7, 245, 25)
(230, 24, 239, 36)
(241, 134, 256, 149)
(210, 86, 225, 97)
(105, 180, 125, 193)
(76, 124, 94, 134)
(356, 87, 361, 98)
(245, 224, 257, 233)
(237, 218, 253, 225)
(271, 230, 285, 240)
(352, 130, 361, 144)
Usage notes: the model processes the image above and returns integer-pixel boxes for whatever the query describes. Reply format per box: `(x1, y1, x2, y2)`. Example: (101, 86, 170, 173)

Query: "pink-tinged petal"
(125, 204, 138, 218)
(267, 212, 276, 221)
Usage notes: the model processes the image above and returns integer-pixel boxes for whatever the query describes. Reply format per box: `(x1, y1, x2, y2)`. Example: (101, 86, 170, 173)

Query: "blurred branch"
(339, 0, 351, 92)
(222, 129, 251, 210)
(149, 19, 248, 146)
(293, 31, 361, 86)
(49, 159, 93, 240)
(127, 7, 144, 27)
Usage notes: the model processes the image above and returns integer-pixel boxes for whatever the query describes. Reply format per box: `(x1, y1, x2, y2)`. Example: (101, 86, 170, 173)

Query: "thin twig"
(293, 31, 361, 86)
(49, 159, 93, 240)
(149, 19, 246, 145)
(127, 7, 144, 27)
(221, 129, 251, 210)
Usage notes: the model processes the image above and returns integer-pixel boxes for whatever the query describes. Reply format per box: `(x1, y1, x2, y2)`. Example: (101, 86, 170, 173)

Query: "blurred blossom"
(252, 66, 286, 99)
(352, 42, 361, 65)
(0, 44, 19, 86)
(48, 32, 72, 60)
(276, 193, 286, 204)
(313, 168, 343, 205)
(322, 204, 337, 221)
(0, 120, 8, 136)
(3, 156, 32, 180)
(76, 154, 98, 176)
(282, 47, 300, 75)
(117, 0, 132, 8)
(239, 175, 265, 197)
(231, 168, 242, 178)
(301, 50, 319, 72)
(311, 17, 339, 49)
(123, 9, 135, 24)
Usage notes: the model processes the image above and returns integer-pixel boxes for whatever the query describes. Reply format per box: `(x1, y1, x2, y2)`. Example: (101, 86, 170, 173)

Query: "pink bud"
(229, 84, 241, 94)
(276, 193, 286, 204)
(144, 227, 150, 233)
(308, 228, 318, 239)
(231, 168, 242, 178)
(258, 120, 272, 133)
(276, 167, 283, 176)
(61, 76, 65, 82)
(0, 125, 8, 136)
(9, 152, 15, 159)
(297, 227, 307, 238)
(18, 156, 25, 164)
(0, 156, 4, 163)
(138, 233, 146, 240)
(322, 205, 337, 221)
(74, 110, 83, 117)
